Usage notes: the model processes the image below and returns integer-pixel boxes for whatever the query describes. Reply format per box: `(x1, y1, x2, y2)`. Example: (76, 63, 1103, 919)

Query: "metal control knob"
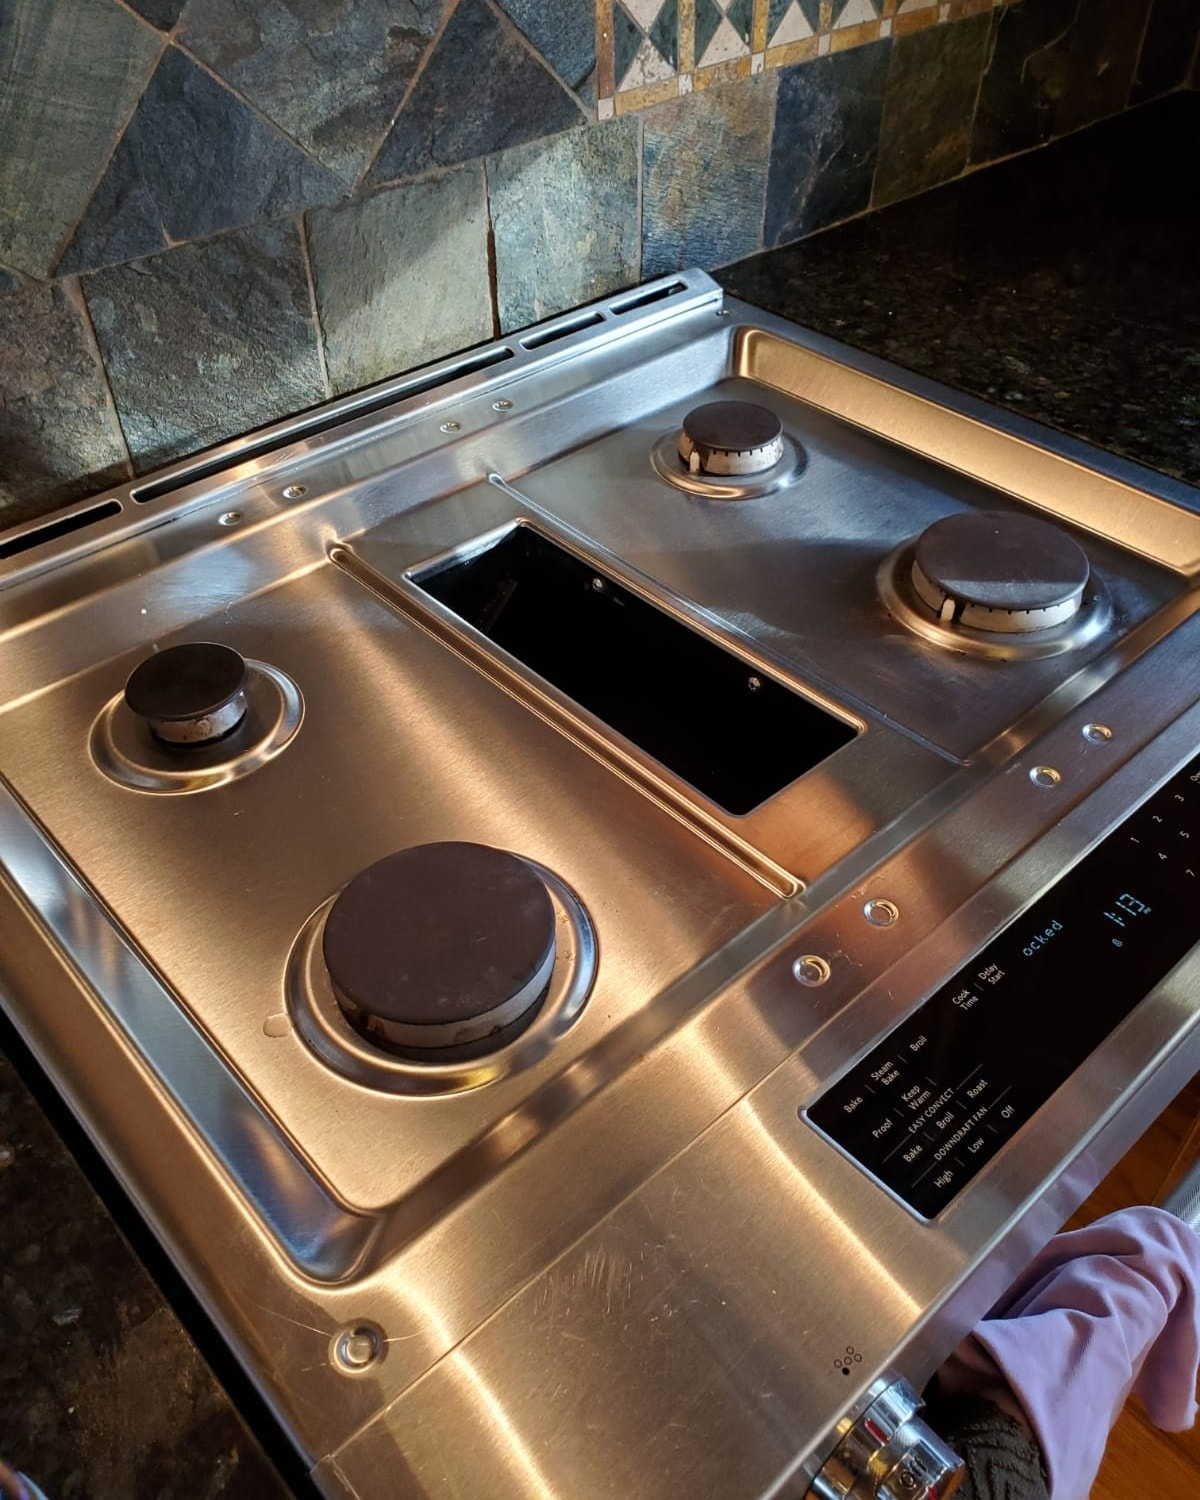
(808, 1378, 964, 1500)
(124, 641, 249, 746)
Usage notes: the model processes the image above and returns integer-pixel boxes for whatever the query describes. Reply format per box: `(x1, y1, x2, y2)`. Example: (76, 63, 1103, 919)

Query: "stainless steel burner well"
(652, 398, 805, 499)
(90, 658, 302, 794)
(286, 856, 596, 1096)
(878, 512, 1113, 661)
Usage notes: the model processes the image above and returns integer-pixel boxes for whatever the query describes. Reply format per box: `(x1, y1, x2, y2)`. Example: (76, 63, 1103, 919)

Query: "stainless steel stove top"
(2, 271, 1199, 1499)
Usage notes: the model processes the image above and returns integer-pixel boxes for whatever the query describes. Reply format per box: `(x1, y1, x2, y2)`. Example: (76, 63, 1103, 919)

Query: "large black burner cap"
(911, 512, 1090, 633)
(678, 400, 785, 476)
(124, 641, 249, 744)
(322, 842, 557, 1053)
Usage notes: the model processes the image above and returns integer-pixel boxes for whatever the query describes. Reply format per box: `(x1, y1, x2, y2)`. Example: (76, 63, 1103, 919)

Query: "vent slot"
(0, 500, 123, 560)
(520, 311, 605, 350)
(611, 281, 686, 315)
(131, 346, 516, 505)
(413, 524, 856, 815)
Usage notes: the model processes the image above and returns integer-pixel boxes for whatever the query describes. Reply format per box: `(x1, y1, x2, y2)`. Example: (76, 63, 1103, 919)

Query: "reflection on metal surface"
(89, 660, 302, 794)
(1, 271, 1199, 1500)
(286, 861, 597, 1094)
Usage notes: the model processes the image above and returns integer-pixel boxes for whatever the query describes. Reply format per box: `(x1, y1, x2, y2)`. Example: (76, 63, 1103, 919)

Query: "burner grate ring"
(284, 858, 596, 1096)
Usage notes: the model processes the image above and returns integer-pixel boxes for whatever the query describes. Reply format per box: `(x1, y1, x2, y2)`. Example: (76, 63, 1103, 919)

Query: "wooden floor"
(1062, 1073, 1200, 1498)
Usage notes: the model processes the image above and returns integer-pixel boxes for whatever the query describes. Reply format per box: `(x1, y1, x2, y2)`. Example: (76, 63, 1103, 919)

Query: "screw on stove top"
(123, 642, 249, 746)
(716, 308, 731, 317)
(440, 420, 461, 432)
(747, 675, 763, 692)
(864, 898, 900, 927)
(492, 399, 514, 411)
(792, 955, 831, 987)
(332, 1323, 383, 1373)
(1029, 765, 1062, 788)
(1083, 722, 1114, 743)
(281, 484, 307, 500)
(591, 576, 607, 593)
(218, 510, 242, 528)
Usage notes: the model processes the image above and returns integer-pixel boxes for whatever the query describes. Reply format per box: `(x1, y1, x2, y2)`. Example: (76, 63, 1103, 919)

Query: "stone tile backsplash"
(0, 0, 1195, 526)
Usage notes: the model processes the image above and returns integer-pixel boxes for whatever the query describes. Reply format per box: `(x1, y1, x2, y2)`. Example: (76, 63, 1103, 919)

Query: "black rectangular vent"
(611, 282, 686, 315)
(521, 311, 605, 350)
(0, 500, 123, 560)
(131, 346, 516, 505)
(413, 525, 856, 814)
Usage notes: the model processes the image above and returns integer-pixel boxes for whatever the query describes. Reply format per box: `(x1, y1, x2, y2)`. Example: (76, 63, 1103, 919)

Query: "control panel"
(808, 750, 1200, 1217)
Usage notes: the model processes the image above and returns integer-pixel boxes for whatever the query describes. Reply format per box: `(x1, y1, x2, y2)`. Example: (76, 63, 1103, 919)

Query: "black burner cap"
(124, 641, 248, 724)
(681, 401, 782, 455)
(322, 842, 557, 1053)
(912, 512, 1089, 618)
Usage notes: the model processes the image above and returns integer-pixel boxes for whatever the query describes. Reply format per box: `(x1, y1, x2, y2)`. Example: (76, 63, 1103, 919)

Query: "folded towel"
(938, 1206, 1200, 1500)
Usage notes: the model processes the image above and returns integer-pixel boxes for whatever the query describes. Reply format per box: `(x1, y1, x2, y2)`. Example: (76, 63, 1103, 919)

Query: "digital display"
(806, 751, 1200, 1218)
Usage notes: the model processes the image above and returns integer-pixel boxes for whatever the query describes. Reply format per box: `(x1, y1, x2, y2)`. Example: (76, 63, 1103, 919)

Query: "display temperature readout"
(807, 749, 1200, 1219)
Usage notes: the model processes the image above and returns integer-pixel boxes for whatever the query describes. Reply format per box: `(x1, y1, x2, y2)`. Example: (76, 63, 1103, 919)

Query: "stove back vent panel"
(414, 524, 857, 814)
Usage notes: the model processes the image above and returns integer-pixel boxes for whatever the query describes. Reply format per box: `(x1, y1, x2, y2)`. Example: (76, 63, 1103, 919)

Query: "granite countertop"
(2, 88, 1198, 1500)
(720, 91, 1200, 491)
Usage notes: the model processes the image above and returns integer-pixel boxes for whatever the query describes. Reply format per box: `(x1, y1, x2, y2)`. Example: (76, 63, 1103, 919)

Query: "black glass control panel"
(807, 749, 1200, 1219)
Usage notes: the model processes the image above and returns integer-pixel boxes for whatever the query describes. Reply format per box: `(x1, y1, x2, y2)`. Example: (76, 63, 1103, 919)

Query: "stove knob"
(678, 400, 785, 476)
(808, 1378, 964, 1499)
(124, 642, 249, 746)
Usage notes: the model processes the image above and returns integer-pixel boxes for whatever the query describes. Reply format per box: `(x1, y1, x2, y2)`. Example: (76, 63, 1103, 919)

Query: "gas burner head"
(877, 511, 1112, 660)
(124, 641, 249, 745)
(652, 398, 805, 499)
(322, 842, 557, 1056)
(911, 513, 1090, 633)
(94, 649, 302, 795)
(678, 401, 784, 477)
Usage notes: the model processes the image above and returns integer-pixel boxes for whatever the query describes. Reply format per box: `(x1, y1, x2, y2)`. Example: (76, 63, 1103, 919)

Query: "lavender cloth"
(939, 1206, 1200, 1500)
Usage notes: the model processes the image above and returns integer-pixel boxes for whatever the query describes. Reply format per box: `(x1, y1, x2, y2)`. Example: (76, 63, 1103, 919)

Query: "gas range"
(2, 270, 1200, 1499)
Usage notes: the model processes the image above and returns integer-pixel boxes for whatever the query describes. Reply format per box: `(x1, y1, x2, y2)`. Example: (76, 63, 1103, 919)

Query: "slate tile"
(369, 0, 584, 185)
(83, 222, 325, 473)
(58, 48, 343, 278)
(0, 283, 129, 526)
(1133, 0, 1200, 102)
(0, 0, 161, 278)
(643, 77, 775, 277)
(970, 0, 1076, 163)
(873, 12, 991, 207)
(490, 120, 640, 332)
(1055, 0, 1153, 135)
(765, 41, 891, 248)
(494, 0, 596, 90)
(307, 168, 494, 395)
(124, 0, 187, 27)
(177, 0, 452, 184)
